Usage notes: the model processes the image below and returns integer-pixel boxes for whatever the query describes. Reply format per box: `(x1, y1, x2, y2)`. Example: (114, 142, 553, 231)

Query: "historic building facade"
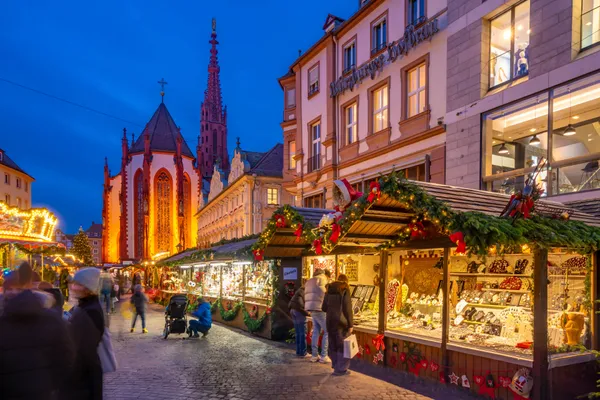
(0, 148, 33, 210)
(445, 0, 600, 203)
(196, 141, 288, 247)
(280, 0, 448, 209)
(85, 222, 103, 265)
(102, 21, 227, 263)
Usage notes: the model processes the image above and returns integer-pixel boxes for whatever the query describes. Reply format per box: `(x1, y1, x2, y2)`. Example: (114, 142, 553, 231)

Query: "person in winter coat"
(304, 268, 331, 363)
(130, 284, 149, 333)
(288, 286, 310, 357)
(323, 274, 353, 376)
(131, 272, 141, 294)
(67, 267, 105, 400)
(0, 262, 75, 399)
(188, 297, 212, 338)
(99, 268, 113, 314)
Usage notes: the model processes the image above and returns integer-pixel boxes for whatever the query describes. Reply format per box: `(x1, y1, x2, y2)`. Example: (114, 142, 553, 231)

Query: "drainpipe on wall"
(250, 174, 257, 234)
(333, 35, 339, 181)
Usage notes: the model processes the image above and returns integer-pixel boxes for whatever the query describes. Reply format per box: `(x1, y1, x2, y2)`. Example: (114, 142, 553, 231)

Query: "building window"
(155, 171, 172, 252)
(304, 193, 324, 208)
(309, 121, 321, 172)
(489, 1, 530, 88)
(408, 0, 426, 26)
(16, 198, 21, 208)
(345, 103, 358, 144)
(4, 194, 10, 205)
(93, 240, 98, 246)
(94, 249, 99, 254)
(482, 71, 600, 196)
(308, 64, 320, 97)
(582, 0, 600, 49)
(402, 164, 426, 181)
(4, 173, 9, 185)
(16, 178, 21, 189)
(286, 87, 296, 109)
(343, 41, 356, 73)
(267, 188, 279, 205)
(371, 14, 387, 55)
(24, 182, 28, 192)
(289, 140, 297, 169)
(372, 84, 389, 133)
(407, 63, 427, 118)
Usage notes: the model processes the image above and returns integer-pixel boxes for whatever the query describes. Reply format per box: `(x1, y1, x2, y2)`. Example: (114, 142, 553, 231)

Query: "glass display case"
(338, 254, 380, 330)
(385, 250, 444, 340)
(222, 263, 244, 300)
(202, 264, 221, 298)
(245, 261, 273, 304)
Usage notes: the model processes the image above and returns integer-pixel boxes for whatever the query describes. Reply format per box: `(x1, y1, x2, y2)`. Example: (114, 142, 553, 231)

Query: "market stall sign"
(0, 202, 58, 242)
(329, 18, 440, 97)
(283, 267, 297, 280)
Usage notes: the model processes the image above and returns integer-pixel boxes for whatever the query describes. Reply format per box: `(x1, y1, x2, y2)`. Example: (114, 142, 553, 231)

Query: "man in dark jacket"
(67, 267, 105, 400)
(130, 284, 149, 333)
(288, 286, 310, 357)
(322, 274, 353, 376)
(0, 262, 75, 399)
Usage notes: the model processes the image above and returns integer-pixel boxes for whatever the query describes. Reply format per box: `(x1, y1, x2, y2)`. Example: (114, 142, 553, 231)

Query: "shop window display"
(245, 261, 274, 304)
(202, 264, 221, 298)
(385, 251, 444, 340)
(222, 264, 244, 300)
(338, 255, 380, 330)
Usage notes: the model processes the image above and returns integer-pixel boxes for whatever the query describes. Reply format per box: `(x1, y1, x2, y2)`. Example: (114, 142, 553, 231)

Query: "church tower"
(199, 18, 228, 179)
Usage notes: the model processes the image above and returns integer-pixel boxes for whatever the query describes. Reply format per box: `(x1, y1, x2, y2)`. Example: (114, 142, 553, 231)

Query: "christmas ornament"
(509, 368, 533, 398)
(420, 359, 429, 370)
(367, 181, 381, 203)
(449, 372, 460, 385)
(477, 372, 497, 399)
(474, 375, 484, 385)
(274, 214, 286, 228)
(294, 224, 303, 241)
(364, 345, 371, 355)
(252, 249, 264, 261)
(499, 376, 511, 388)
(500, 158, 545, 220)
(400, 352, 407, 362)
(373, 350, 384, 364)
(439, 372, 446, 383)
(429, 360, 439, 372)
(449, 232, 466, 253)
(409, 221, 426, 238)
(357, 345, 364, 358)
(313, 239, 323, 255)
(461, 375, 471, 388)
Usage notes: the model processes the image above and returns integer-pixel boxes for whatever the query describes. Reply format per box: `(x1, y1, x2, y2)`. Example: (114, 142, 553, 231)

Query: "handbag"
(343, 334, 359, 359)
(98, 329, 118, 373)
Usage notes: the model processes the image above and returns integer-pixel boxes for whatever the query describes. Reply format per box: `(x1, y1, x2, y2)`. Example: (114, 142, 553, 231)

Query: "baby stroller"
(163, 294, 188, 339)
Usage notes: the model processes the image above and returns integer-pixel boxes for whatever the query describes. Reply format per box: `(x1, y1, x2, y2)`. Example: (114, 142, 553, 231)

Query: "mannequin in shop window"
(515, 46, 529, 77)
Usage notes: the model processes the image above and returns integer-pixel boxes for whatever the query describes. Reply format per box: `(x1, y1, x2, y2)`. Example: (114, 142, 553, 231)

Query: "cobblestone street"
(103, 301, 471, 400)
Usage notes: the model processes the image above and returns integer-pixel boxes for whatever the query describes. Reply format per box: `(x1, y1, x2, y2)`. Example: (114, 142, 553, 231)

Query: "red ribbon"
(313, 239, 323, 255)
(330, 223, 341, 244)
(371, 334, 385, 351)
(252, 249, 264, 261)
(449, 231, 466, 253)
(367, 181, 381, 203)
(274, 214, 286, 228)
(294, 224, 303, 242)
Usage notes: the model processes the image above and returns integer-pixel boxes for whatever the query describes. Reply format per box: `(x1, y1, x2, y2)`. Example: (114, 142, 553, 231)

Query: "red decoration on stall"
(448, 372, 460, 385)
(400, 352, 407, 362)
(364, 345, 371, 356)
(449, 231, 466, 253)
(313, 239, 323, 255)
(408, 357, 422, 376)
(474, 375, 485, 385)
(420, 358, 429, 370)
(439, 372, 446, 383)
(252, 249, 264, 261)
(330, 223, 341, 244)
(390, 355, 398, 368)
(499, 376, 511, 388)
(409, 221, 426, 238)
(367, 181, 381, 203)
(274, 214, 286, 228)
(371, 334, 385, 352)
(430, 360, 439, 372)
(294, 224, 303, 242)
(265, 307, 272, 315)
(477, 373, 497, 399)
(506, 193, 535, 219)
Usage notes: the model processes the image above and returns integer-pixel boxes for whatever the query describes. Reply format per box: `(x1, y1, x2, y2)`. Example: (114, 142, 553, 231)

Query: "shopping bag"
(98, 329, 118, 373)
(343, 334, 359, 359)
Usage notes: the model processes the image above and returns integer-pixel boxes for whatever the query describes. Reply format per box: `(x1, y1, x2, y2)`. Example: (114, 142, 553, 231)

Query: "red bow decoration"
(252, 249, 264, 261)
(294, 224, 303, 242)
(371, 334, 385, 351)
(330, 223, 341, 244)
(274, 214, 286, 228)
(364, 345, 371, 355)
(313, 239, 323, 255)
(474, 375, 485, 385)
(449, 231, 466, 253)
(409, 221, 426, 238)
(390, 355, 398, 368)
(367, 181, 381, 203)
(400, 352, 407, 362)
(430, 360, 439, 372)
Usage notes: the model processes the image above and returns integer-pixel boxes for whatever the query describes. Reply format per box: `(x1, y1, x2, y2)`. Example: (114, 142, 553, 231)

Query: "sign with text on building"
(330, 19, 440, 98)
(283, 267, 298, 280)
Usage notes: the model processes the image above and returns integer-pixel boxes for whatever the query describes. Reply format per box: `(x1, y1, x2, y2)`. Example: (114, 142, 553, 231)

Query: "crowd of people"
(289, 269, 354, 376)
(0, 262, 106, 399)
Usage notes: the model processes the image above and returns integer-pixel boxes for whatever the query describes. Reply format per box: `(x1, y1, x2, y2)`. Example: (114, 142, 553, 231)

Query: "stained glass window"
(182, 175, 191, 249)
(156, 171, 172, 253)
(134, 170, 144, 258)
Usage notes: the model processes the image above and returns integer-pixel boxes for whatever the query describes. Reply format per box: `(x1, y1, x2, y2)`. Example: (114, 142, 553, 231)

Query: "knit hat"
(73, 267, 101, 294)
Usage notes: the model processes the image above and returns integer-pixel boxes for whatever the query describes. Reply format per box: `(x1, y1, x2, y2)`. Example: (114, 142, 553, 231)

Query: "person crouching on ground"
(130, 284, 149, 333)
(323, 274, 353, 376)
(188, 297, 212, 338)
(289, 284, 310, 357)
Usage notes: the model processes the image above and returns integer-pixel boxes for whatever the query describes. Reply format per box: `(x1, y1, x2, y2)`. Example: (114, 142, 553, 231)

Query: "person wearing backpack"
(99, 268, 113, 314)
(289, 285, 310, 357)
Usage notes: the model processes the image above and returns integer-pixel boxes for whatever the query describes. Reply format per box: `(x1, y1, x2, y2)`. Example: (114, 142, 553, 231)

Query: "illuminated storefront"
(482, 71, 600, 198)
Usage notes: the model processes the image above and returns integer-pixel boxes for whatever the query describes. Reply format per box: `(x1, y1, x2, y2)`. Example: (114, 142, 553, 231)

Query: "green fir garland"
(241, 306, 269, 333)
(217, 298, 243, 321)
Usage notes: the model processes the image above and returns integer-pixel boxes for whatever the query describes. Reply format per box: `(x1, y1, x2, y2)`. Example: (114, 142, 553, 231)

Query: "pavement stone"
(103, 299, 473, 400)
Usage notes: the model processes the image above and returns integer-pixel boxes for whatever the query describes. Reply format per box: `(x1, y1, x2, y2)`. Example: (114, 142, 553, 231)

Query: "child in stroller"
(163, 294, 188, 339)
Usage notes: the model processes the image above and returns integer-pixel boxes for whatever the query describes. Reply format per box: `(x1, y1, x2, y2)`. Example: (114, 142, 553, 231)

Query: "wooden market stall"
(253, 174, 600, 400)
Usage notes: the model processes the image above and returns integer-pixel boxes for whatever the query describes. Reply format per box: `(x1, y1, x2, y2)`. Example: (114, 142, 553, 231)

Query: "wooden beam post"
(441, 247, 450, 369)
(532, 245, 549, 400)
(379, 249, 388, 335)
(593, 251, 599, 350)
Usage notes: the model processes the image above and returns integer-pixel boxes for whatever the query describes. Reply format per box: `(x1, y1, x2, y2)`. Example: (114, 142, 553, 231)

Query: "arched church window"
(182, 174, 191, 249)
(155, 171, 172, 253)
(134, 170, 144, 258)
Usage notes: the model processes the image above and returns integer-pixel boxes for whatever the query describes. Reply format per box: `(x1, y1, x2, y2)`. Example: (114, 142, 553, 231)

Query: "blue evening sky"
(0, 0, 356, 232)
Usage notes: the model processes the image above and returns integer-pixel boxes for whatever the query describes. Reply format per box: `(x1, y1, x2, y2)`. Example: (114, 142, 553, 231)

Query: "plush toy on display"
(509, 368, 533, 398)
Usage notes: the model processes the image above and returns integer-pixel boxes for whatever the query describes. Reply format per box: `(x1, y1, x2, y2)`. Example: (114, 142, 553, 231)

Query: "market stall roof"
(159, 238, 258, 267)
(565, 198, 600, 219)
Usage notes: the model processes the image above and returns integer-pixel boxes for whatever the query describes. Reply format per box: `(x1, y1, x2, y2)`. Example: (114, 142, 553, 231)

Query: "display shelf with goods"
(221, 263, 244, 301)
(244, 261, 273, 305)
(202, 263, 221, 298)
(385, 251, 444, 341)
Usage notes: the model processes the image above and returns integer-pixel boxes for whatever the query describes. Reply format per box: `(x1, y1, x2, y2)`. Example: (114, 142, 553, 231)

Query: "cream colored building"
(0, 148, 33, 210)
(280, 0, 448, 209)
(196, 142, 289, 247)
